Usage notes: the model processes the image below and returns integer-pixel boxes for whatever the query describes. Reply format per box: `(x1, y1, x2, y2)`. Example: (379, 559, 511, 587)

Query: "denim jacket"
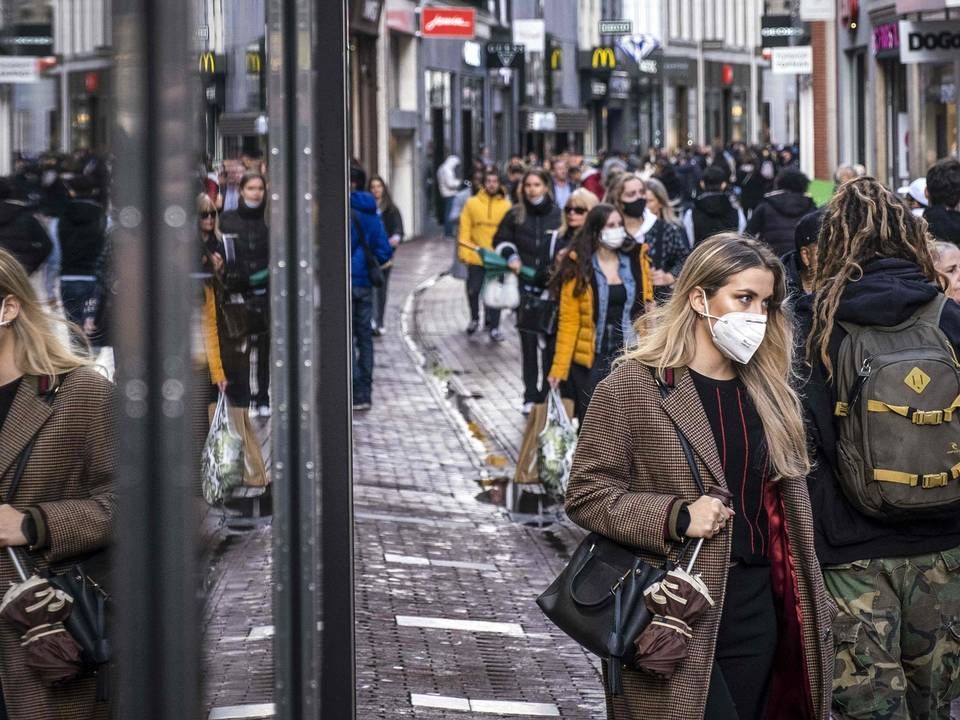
(592, 251, 637, 351)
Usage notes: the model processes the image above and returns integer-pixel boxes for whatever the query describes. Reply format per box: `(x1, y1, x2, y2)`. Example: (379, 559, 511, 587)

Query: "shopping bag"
(538, 388, 579, 494)
(201, 392, 245, 505)
(231, 406, 268, 488)
(482, 271, 520, 309)
(514, 394, 575, 485)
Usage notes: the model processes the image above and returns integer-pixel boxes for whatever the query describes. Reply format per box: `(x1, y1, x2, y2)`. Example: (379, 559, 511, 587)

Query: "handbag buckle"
(610, 569, 632, 594)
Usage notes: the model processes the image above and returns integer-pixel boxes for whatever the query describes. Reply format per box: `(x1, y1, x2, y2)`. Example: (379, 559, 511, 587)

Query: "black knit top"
(690, 369, 770, 565)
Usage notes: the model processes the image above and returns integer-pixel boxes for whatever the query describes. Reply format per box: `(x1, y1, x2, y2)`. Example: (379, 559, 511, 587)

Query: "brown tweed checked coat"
(564, 360, 834, 720)
(0, 368, 115, 720)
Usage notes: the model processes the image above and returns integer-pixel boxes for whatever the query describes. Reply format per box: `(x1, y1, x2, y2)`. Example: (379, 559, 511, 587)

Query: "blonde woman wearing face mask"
(565, 234, 832, 720)
(0, 248, 115, 720)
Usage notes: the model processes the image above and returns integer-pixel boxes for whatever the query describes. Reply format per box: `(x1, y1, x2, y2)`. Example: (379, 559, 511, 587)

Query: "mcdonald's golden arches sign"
(549, 46, 562, 70)
(198, 52, 226, 75)
(592, 47, 615, 68)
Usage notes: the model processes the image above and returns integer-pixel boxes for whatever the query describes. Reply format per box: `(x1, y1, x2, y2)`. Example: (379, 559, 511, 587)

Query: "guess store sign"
(420, 7, 476, 39)
(873, 23, 899, 55)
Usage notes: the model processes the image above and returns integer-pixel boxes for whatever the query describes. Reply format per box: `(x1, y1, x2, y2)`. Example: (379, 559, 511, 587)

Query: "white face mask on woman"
(527, 194, 546, 206)
(243, 197, 263, 209)
(600, 227, 626, 250)
(700, 290, 767, 364)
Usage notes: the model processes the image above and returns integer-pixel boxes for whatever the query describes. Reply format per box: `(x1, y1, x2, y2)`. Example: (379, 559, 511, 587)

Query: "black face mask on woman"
(622, 198, 646, 218)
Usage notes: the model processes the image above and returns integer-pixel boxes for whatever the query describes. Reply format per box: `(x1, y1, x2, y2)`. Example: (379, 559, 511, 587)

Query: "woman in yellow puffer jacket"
(547, 204, 653, 420)
(458, 167, 512, 337)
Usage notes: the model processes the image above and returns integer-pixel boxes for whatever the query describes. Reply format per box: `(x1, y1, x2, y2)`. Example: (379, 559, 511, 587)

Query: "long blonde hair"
(644, 177, 677, 224)
(0, 248, 92, 380)
(604, 172, 645, 218)
(621, 233, 810, 480)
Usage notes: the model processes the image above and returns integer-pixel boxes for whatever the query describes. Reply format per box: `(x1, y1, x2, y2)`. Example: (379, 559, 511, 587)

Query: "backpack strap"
(839, 294, 948, 338)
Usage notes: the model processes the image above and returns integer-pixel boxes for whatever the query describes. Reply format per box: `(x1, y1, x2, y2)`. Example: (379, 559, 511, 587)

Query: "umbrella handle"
(6, 547, 29, 582)
(684, 538, 704, 575)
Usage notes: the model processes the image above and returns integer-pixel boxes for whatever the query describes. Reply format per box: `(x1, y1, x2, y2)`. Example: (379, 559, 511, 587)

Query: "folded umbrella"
(461, 244, 539, 284)
(0, 548, 84, 687)
(632, 541, 715, 679)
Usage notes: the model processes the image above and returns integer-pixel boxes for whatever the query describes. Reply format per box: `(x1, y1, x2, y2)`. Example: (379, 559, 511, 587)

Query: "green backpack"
(833, 295, 960, 519)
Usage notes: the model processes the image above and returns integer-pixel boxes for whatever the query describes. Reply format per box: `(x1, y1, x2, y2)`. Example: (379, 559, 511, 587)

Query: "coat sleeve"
(368, 215, 394, 265)
(565, 375, 679, 557)
(203, 285, 226, 385)
(664, 223, 690, 279)
(682, 209, 695, 248)
(457, 198, 475, 263)
(745, 202, 763, 237)
(549, 280, 579, 382)
(493, 209, 518, 261)
(36, 380, 117, 563)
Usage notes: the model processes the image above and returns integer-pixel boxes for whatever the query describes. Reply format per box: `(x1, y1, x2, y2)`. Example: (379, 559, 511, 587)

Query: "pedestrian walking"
(745, 167, 817, 257)
(0, 246, 116, 720)
(0, 179, 51, 276)
(605, 173, 650, 244)
(547, 204, 646, 421)
(58, 182, 106, 333)
(681, 165, 746, 248)
(564, 233, 833, 720)
(642, 178, 689, 304)
(922, 157, 960, 245)
(493, 168, 562, 412)
(551, 156, 575, 210)
(219, 171, 271, 418)
(782, 209, 823, 297)
(349, 164, 393, 411)
(555, 187, 597, 256)
(368, 175, 403, 336)
(458, 167, 511, 338)
(436, 155, 461, 238)
(800, 177, 960, 719)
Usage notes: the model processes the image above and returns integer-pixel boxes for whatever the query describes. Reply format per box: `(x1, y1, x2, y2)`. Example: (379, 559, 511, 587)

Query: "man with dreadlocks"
(798, 176, 960, 719)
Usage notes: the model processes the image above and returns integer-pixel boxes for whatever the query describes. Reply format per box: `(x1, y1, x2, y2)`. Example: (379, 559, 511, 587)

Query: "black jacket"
(688, 192, 740, 246)
(781, 249, 807, 298)
(0, 201, 51, 274)
(494, 199, 562, 288)
(59, 200, 106, 276)
(380, 204, 404, 241)
(746, 190, 816, 256)
(924, 205, 960, 245)
(797, 258, 960, 563)
(220, 200, 269, 288)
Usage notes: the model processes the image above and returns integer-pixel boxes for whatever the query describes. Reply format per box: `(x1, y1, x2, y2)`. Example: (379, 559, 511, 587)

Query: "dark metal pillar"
(268, 0, 353, 717)
(111, 0, 200, 717)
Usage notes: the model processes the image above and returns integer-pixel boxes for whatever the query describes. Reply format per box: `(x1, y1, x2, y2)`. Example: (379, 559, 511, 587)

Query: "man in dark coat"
(681, 165, 745, 247)
(746, 167, 817, 257)
(0, 179, 51, 275)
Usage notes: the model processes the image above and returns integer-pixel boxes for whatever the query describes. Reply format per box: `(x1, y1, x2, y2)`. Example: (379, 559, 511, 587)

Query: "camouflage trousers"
(823, 546, 960, 720)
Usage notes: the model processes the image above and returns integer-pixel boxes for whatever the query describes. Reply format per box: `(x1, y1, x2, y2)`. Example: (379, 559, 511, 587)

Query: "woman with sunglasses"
(547, 204, 648, 420)
(556, 188, 598, 258)
(643, 177, 690, 305)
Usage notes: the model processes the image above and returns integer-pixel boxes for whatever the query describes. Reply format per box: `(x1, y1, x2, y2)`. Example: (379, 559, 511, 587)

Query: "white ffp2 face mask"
(700, 290, 767, 364)
(600, 227, 626, 250)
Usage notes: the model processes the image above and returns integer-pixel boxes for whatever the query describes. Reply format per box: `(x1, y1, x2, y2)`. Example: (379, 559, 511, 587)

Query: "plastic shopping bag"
(201, 392, 245, 505)
(537, 388, 579, 494)
(482, 271, 520, 309)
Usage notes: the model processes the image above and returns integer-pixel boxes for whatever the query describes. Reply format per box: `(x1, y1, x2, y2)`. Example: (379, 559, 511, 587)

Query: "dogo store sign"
(898, 20, 960, 63)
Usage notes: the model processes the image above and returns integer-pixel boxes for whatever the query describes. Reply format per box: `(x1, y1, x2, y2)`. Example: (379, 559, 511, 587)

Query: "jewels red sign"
(421, 7, 476, 39)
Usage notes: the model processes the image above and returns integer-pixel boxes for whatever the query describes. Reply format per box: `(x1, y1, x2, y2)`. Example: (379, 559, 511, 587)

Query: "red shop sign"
(420, 7, 476, 39)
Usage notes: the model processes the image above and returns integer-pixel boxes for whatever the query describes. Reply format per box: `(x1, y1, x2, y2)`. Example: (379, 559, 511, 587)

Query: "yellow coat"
(549, 246, 653, 382)
(550, 277, 596, 382)
(458, 190, 512, 266)
(202, 284, 226, 385)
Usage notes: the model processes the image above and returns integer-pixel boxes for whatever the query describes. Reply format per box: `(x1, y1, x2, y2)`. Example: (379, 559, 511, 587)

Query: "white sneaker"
(521, 402, 534, 415)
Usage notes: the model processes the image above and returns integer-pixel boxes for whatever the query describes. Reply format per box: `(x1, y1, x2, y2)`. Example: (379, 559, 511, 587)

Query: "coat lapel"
(0, 376, 54, 489)
(659, 368, 728, 489)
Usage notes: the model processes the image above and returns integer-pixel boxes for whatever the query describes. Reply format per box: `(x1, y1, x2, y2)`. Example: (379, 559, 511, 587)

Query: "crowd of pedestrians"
(440, 145, 960, 719)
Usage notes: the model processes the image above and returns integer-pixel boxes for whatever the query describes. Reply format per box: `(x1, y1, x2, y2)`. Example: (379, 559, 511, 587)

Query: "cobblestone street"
(201, 235, 604, 719)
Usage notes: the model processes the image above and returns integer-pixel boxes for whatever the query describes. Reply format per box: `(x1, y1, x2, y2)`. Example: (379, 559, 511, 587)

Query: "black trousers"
(373, 266, 392, 329)
(520, 330, 554, 404)
(561, 362, 592, 424)
(252, 330, 270, 405)
(704, 564, 777, 720)
(465, 264, 501, 328)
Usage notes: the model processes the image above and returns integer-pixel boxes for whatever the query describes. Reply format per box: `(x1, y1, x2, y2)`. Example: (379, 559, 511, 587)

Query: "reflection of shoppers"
(368, 175, 403, 336)
(801, 178, 960, 719)
(437, 155, 461, 238)
(0, 179, 51, 275)
(220, 172, 270, 418)
(350, 164, 393, 411)
(458, 167, 511, 338)
(566, 234, 832, 720)
(58, 189, 106, 334)
(0, 247, 116, 720)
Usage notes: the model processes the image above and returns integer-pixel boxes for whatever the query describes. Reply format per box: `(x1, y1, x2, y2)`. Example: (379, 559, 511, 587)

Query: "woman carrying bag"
(0, 247, 115, 720)
(564, 234, 833, 720)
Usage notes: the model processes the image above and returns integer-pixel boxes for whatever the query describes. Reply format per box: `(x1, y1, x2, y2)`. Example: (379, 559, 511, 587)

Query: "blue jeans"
(352, 286, 374, 404)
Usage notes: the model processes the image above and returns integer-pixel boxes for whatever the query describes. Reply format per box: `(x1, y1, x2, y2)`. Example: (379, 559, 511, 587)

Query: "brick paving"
(201, 234, 603, 718)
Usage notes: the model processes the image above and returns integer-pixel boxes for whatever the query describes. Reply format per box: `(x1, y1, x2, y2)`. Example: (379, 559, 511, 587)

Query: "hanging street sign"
(599, 20, 632, 35)
(771, 45, 813, 74)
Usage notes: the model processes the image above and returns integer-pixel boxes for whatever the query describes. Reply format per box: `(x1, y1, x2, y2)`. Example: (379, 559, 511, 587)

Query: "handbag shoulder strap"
(5, 377, 60, 505)
(651, 366, 706, 496)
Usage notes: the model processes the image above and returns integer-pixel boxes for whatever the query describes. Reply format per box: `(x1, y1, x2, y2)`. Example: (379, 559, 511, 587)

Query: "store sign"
(199, 52, 227, 75)
(662, 57, 694, 82)
(771, 45, 813, 74)
(590, 80, 608, 98)
(873, 23, 899, 54)
(246, 50, 262, 74)
(0, 24, 53, 57)
(420, 7, 476, 38)
(609, 71, 631, 99)
(590, 47, 617, 69)
(549, 45, 562, 71)
(0, 57, 38, 83)
(637, 59, 658, 74)
(760, 15, 810, 48)
(512, 19, 544, 52)
(896, 0, 948, 12)
(463, 41, 482, 67)
(485, 42, 525, 69)
(530, 111, 557, 131)
(800, 0, 835, 21)
(599, 20, 632, 35)
(898, 20, 960, 63)
(840, 0, 859, 29)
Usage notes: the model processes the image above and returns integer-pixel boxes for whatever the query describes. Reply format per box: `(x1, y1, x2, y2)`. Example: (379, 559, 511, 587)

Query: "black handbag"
(243, 292, 269, 337)
(352, 211, 385, 288)
(536, 367, 706, 695)
(516, 292, 558, 335)
(6, 379, 111, 699)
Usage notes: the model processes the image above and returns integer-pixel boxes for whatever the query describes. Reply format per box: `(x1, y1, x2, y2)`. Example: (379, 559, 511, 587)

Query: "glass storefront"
(922, 62, 958, 166)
